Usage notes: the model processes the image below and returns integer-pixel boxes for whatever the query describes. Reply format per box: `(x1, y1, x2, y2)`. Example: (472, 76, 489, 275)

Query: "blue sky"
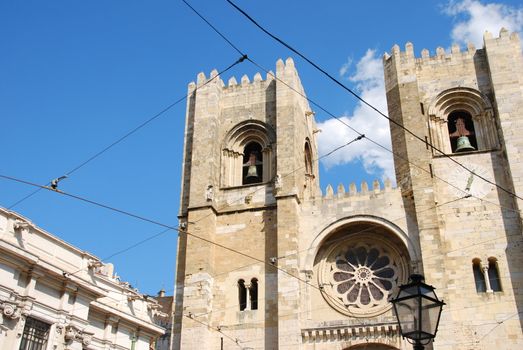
(1, 0, 522, 295)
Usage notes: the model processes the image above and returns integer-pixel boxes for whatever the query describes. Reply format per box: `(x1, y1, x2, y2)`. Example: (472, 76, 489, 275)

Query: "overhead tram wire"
(61, 255, 520, 350)
(0, 133, 363, 250)
(184, 135, 365, 229)
(178, 201, 522, 308)
(223, 0, 523, 202)
(5, 161, 515, 325)
(173, 6, 523, 318)
(180, 0, 522, 217)
(63, 227, 173, 278)
(5, 2, 518, 326)
(246, 60, 521, 216)
(2, 132, 365, 282)
(182, 0, 244, 57)
(186, 195, 523, 319)
(0, 135, 366, 315)
(3, 9, 514, 340)
(183, 314, 243, 348)
(4, 160, 519, 321)
(7, 55, 247, 210)
(67, 130, 380, 278)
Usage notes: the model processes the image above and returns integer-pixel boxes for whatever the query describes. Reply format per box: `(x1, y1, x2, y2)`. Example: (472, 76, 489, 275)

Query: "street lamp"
(390, 274, 445, 350)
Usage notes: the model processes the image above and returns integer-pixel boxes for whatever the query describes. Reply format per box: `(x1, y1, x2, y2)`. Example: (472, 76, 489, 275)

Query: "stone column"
(482, 265, 493, 293)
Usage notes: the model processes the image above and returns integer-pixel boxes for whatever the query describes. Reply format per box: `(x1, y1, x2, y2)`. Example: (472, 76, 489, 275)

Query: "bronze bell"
(246, 165, 258, 178)
(455, 135, 476, 152)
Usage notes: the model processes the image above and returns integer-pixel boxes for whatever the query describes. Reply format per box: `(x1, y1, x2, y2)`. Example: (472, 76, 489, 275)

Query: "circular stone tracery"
(318, 233, 408, 317)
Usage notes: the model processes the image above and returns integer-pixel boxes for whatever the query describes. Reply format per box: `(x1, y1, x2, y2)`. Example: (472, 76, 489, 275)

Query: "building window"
(317, 232, 408, 317)
(488, 258, 502, 292)
(242, 142, 263, 185)
(448, 111, 477, 153)
(238, 278, 259, 311)
(19, 317, 50, 350)
(238, 279, 247, 311)
(249, 278, 258, 310)
(472, 259, 486, 293)
(472, 257, 502, 293)
(222, 120, 275, 187)
(304, 141, 313, 177)
(428, 87, 498, 155)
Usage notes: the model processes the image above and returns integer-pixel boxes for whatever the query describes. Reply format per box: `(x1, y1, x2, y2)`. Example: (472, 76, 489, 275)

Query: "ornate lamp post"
(390, 274, 445, 350)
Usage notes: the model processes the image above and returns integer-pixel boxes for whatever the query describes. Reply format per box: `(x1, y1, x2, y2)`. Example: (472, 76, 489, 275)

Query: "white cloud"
(339, 57, 353, 77)
(318, 1, 523, 184)
(444, 0, 523, 46)
(317, 49, 394, 181)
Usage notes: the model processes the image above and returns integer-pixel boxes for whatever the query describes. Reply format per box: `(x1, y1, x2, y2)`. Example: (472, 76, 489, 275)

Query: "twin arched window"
(238, 278, 258, 311)
(472, 257, 502, 293)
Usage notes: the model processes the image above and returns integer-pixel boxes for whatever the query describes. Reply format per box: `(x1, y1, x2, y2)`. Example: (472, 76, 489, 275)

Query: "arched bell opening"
(242, 142, 263, 185)
(448, 110, 477, 153)
(428, 87, 498, 155)
(221, 120, 275, 187)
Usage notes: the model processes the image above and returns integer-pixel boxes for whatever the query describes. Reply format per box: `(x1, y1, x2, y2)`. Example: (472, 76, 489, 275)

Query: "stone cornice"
(0, 240, 107, 297)
(301, 322, 400, 345)
(90, 301, 165, 336)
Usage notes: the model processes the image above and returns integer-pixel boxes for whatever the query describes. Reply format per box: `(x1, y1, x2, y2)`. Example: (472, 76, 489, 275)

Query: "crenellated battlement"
(187, 57, 302, 93)
(321, 178, 397, 200)
(383, 41, 479, 66)
(383, 28, 521, 68)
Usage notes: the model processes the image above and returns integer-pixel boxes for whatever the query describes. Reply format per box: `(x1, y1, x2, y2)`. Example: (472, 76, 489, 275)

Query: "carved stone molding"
(0, 299, 31, 321)
(81, 332, 93, 346)
(64, 324, 93, 348)
(301, 322, 400, 344)
(0, 301, 21, 320)
(13, 219, 32, 231)
(64, 324, 80, 341)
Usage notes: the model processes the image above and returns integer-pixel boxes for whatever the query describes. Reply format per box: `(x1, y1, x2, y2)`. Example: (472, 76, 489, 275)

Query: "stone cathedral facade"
(173, 29, 523, 350)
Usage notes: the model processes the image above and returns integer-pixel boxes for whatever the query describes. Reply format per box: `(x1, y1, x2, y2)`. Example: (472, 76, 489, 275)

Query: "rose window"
(318, 234, 408, 317)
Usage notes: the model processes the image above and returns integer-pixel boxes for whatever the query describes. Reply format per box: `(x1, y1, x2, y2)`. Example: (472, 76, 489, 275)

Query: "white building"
(0, 207, 165, 350)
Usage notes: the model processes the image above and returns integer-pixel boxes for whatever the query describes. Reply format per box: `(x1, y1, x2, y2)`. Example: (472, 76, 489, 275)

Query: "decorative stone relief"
(274, 173, 282, 193)
(13, 219, 31, 232)
(81, 332, 93, 346)
(64, 324, 93, 349)
(64, 324, 79, 341)
(0, 299, 31, 321)
(205, 185, 214, 201)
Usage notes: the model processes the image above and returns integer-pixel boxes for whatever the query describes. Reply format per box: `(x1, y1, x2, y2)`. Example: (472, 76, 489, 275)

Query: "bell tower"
(173, 58, 319, 349)
(383, 29, 523, 348)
